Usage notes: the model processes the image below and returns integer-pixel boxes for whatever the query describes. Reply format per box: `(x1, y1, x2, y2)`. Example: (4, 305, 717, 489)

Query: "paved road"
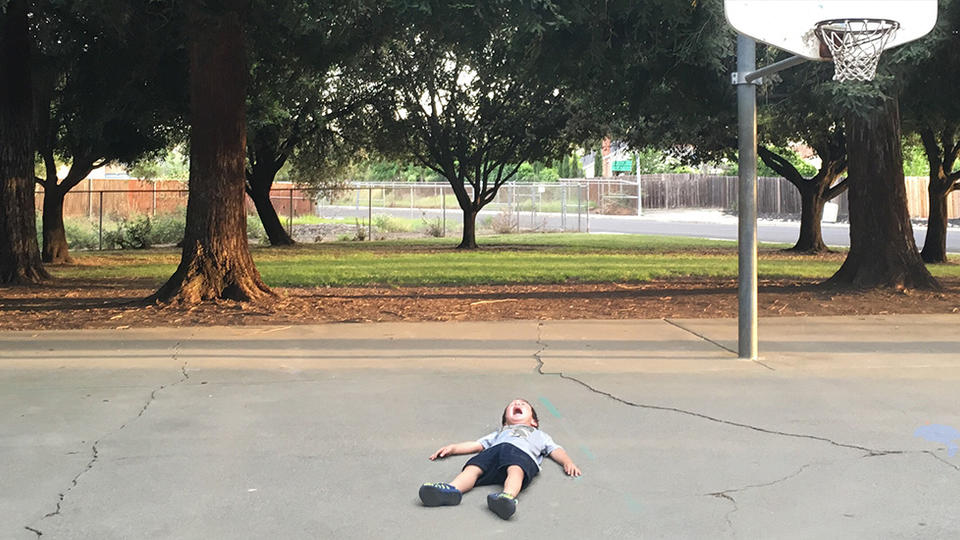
(318, 205, 960, 252)
(3, 316, 960, 539)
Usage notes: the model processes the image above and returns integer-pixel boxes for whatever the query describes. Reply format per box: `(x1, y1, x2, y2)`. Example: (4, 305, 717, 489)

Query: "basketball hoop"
(816, 19, 900, 82)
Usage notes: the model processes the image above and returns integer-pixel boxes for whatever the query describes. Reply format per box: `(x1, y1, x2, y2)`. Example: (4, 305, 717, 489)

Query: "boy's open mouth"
(512, 407, 523, 415)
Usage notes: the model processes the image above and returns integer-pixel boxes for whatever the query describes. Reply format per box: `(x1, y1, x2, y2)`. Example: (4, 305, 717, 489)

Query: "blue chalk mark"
(915, 424, 960, 456)
(538, 397, 562, 418)
(624, 494, 642, 513)
(580, 445, 597, 461)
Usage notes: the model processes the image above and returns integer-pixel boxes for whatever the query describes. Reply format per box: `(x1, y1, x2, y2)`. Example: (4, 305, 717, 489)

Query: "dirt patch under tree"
(1, 277, 958, 331)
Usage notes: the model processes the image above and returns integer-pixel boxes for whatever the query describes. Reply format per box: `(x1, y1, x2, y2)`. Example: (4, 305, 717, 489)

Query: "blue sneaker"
(419, 483, 462, 507)
(486, 492, 517, 520)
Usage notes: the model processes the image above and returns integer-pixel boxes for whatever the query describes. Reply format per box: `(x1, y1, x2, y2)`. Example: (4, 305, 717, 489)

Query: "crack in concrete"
(24, 341, 187, 538)
(663, 319, 775, 371)
(926, 450, 960, 471)
(710, 461, 816, 499)
(708, 492, 738, 536)
(533, 323, 913, 456)
(705, 460, 822, 531)
(533, 322, 960, 478)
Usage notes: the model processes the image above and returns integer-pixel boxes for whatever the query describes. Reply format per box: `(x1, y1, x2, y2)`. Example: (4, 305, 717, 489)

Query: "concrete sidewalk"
(2, 315, 959, 539)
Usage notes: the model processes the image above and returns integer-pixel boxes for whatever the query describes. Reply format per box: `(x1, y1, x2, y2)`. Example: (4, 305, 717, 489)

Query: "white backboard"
(724, 0, 938, 60)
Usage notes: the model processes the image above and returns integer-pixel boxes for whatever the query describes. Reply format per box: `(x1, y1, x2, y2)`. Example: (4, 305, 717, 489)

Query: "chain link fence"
(36, 181, 596, 249)
(35, 175, 954, 250)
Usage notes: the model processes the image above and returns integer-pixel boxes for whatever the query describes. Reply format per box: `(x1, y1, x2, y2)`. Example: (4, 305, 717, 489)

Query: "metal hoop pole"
(736, 35, 759, 360)
(98, 191, 104, 251)
(740, 55, 806, 84)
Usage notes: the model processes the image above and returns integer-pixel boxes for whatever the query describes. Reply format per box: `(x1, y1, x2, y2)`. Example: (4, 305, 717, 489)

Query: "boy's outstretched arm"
(429, 441, 483, 460)
(548, 448, 582, 476)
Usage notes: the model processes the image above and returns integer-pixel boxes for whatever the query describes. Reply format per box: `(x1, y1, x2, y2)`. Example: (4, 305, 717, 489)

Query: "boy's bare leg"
(450, 465, 483, 494)
(502, 465, 525, 497)
(487, 466, 524, 520)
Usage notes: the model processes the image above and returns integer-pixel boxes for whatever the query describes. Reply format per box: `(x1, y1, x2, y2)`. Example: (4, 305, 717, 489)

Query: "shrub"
(372, 214, 411, 233)
(100, 215, 152, 249)
(336, 221, 367, 242)
(353, 219, 367, 241)
(487, 210, 517, 234)
(514, 162, 537, 182)
(421, 215, 444, 237)
(246, 216, 266, 242)
(124, 215, 153, 248)
(149, 211, 185, 245)
(536, 167, 560, 183)
(64, 220, 100, 250)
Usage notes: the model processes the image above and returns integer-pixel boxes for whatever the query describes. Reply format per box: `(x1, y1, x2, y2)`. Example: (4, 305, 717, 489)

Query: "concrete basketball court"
(2, 315, 959, 539)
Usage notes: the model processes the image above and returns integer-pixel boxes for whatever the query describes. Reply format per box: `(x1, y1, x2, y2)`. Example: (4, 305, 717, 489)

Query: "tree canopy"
(244, 0, 392, 245)
(33, 1, 186, 262)
(3, 0, 952, 296)
(365, 3, 574, 248)
(899, 0, 960, 263)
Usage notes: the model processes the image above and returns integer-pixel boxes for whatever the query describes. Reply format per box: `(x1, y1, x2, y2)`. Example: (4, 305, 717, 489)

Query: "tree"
(565, 0, 853, 254)
(151, 0, 272, 303)
(825, 96, 938, 289)
(244, 1, 388, 246)
(758, 142, 847, 253)
(900, 1, 960, 264)
(0, 0, 49, 284)
(750, 57, 852, 253)
(916, 128, 960, 263)
(32, 3, 186, 263)
(818, 7, 945, 289)
(553, 154, 582, 178)
(564, 0, 736, 165)
(369, 8, 572, 248)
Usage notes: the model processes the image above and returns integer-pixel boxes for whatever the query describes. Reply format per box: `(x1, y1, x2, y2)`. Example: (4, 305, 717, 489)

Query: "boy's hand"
(548, 448, 582, 477)
(429, 445, 457, 460)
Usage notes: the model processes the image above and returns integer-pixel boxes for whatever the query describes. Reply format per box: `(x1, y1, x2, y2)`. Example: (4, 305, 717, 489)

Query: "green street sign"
(612, 160, 633, 172)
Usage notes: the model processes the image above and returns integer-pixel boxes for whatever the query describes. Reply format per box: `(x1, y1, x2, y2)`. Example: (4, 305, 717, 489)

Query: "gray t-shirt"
(477, 424, 561, 469)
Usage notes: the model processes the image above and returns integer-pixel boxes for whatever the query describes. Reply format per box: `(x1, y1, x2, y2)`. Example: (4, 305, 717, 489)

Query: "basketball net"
(816, 19, 900, 82)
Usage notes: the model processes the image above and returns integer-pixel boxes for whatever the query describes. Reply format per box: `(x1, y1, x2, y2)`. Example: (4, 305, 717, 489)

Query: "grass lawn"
(49, 233, 960, 287)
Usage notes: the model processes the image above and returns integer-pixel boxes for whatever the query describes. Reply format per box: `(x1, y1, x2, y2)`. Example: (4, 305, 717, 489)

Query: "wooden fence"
(38, 179, 315, 220)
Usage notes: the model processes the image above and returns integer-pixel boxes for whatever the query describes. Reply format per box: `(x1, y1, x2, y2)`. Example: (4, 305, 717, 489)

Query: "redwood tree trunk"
(152, 1, 273, 303)
(41, 186, 73, 263)
(458, 208, 479, 249)
(0, 0, 50, 284)
(826, 98, 938, 290)
(920, 179, 951, 263)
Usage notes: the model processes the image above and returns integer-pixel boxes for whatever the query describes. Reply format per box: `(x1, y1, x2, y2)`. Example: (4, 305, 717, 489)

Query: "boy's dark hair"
(501, 399, 539, 426)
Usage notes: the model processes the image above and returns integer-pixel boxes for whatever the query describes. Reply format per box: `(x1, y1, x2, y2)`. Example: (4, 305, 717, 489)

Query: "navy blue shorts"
(464, 443, 539, 490)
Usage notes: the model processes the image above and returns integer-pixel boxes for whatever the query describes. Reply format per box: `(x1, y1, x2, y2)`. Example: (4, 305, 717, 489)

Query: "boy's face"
(503, 399, 538, 427)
